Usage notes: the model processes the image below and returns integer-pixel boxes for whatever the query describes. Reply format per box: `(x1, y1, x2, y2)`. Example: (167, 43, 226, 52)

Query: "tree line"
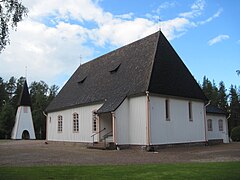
(0, 76, 58, 139)
(201, 76, 240, 133)
(0, 76, 239, 139)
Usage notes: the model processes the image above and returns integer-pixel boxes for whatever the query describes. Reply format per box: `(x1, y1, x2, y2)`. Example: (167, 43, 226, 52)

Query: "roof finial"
(79, 55, 82, 66)
(25, 66, 27, 80)
(158, 16, 162, 32)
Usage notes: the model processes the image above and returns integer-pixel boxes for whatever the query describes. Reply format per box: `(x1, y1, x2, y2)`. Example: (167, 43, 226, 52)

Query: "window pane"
(165, 99, 170, 120)
(189, 102, 193, 121)
(219, 120, 223, 131)
(58, 115, 63, 132)
(92, 111, 97, 132)
(207, 119, 212, 131)
(73, 113, 79, 132)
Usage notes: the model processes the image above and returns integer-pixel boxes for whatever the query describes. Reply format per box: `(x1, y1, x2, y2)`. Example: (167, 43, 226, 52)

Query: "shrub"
(231, 126, 240, 142)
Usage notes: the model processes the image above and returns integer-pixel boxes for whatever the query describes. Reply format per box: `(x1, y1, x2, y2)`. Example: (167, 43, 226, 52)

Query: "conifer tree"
(229, 85, 240, 131)
(218, 81, 228, 111)
(0, 102, 15, 138)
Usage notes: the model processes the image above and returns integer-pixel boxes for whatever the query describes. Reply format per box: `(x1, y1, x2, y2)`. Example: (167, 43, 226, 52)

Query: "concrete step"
(87, 141, 116, 150)
(105, 136, 113, 143)
(87, 142, 106, 150)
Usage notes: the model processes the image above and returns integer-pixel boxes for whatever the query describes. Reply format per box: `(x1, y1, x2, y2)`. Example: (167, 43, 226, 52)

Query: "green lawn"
(0, 162, 240, 179)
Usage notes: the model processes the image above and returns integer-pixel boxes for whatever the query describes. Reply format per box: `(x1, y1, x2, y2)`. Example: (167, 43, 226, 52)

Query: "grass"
(0, 162, 240, 179)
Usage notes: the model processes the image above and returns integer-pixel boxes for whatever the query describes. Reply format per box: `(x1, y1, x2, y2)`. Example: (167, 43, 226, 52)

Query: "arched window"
(73, 113, 79, 132)
(207, 119, 212, 131)
(58, 115, 63, 132)
(92, 110, 97, 132)
(218, 119, 223, 131)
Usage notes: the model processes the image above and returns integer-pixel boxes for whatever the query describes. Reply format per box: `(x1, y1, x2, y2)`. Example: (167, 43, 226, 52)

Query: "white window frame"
(73, 113, 79, 133)
(207, 119, 213, 131)
(218, 119, 223, 131)
(57, 115, 63, 132)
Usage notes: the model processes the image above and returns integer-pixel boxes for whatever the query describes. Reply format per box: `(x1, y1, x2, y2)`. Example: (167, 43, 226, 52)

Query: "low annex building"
(46, 31, 228, 147)
(206, 105, 229, 143)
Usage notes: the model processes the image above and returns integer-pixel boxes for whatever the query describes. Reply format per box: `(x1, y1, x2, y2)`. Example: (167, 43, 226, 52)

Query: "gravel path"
(0, 140, 240, 167)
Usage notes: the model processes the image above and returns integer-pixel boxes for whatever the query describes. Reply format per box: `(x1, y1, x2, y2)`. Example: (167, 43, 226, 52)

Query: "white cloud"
(0, 19, 92, 85)
(208, 35, 230, 46)
(198, 8, 223, 25)
(179, 0, 205, 18)
(0, 0, 222, 87)
(153, 1, 177, 14)
(115, 13, 134, 20)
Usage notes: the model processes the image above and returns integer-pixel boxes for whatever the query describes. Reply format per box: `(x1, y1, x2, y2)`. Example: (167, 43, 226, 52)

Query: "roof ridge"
(146, 30, 161, 92)
(18, 80, 32, 107)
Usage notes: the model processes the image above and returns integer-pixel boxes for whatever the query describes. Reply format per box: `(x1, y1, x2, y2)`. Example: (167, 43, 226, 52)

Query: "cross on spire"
(158, 17, 162, 31)
(25, 66, 28, 80)
(79, 56, 82, 66)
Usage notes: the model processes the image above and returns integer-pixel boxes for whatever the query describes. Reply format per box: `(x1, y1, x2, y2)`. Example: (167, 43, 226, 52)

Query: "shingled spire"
(18, 80, 31, 107)
(11, 79, 35, 140)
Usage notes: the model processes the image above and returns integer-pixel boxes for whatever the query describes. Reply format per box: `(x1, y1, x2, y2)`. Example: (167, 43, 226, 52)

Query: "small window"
(165, 99, 170, 121)
(188, 101, 193, 121)
(207, 119, 213, 131)
(58, 115, 63, 132)
(78, 76, 87, 84)
(219, 119, 223, 131)
(73, 113, 79, 132)
(109, 63, 121, 74)
(92, 110, 97, 132)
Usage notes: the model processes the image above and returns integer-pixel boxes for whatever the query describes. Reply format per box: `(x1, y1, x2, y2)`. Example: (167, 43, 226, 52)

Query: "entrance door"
(22, 130, 30, 139)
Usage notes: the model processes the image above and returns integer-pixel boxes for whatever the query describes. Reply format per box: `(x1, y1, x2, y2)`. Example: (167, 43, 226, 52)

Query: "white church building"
(45, 31, 228, 148)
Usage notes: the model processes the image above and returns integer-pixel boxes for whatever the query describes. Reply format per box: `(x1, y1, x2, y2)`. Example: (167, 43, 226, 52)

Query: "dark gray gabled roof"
(18, 80, 32, 107)
(206, 105, 227, 115)
(46, 31, 207, 113)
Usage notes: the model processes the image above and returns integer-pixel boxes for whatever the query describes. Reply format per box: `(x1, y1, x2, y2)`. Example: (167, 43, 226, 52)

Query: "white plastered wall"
(115, 98, 129, 144)
(47, 103, 102, 142)
(115, 96, 147, 145)
(206, 114, 229, 143)
(150, 96, 205, 145)
(11, 106, 36, 139)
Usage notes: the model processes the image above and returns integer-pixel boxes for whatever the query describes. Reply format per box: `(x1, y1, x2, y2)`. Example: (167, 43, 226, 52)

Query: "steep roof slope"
(18, 80, 32, 107)
(148, 31, 207, 100)
(46, 31, 158, 113)
(46, 31, 207, 113)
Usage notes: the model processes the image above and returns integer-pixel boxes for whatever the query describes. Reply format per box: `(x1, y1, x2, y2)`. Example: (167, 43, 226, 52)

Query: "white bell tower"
(11, 80, 36, 139)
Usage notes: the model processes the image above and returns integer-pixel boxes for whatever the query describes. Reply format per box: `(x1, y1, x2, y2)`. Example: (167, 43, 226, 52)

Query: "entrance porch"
(89, 112, 116, 150)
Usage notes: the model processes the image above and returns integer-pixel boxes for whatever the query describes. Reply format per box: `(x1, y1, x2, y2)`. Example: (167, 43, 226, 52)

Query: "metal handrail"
(91, 128, 106, 143)
(91, 128, 106, 137)
(103, 131, 113, 140)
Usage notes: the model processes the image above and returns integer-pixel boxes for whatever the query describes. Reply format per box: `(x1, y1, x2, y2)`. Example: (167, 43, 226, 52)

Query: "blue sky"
(0, 0, 239, 91)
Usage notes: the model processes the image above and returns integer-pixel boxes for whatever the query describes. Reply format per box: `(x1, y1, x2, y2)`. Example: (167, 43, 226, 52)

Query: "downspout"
(226, 114, 231, 142)
(146, 91, 151, 147)
(111, 112, 116, 145)
(43, 111, 48, 141)
(204, 100, 211, 145)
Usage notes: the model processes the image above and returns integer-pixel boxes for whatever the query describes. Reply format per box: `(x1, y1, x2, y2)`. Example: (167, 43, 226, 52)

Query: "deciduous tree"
(0, 0, 28, 52)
